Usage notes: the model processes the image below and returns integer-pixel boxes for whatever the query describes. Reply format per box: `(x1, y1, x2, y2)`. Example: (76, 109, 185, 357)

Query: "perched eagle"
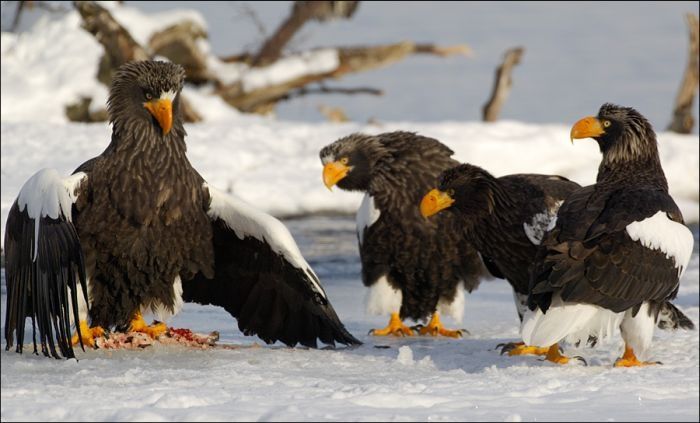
(525, 104, 694, 366)
(419, 163, 580, 356)
(320, 132, 484, 337)
(3, 61, 360, 359)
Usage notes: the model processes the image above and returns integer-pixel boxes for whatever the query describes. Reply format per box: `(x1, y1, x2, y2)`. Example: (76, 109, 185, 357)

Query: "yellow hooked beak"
(570, 116, 605, 144)
(323, 161, 350, 190)
(420, 188, 455, 218)
(144, 98, 173, 135)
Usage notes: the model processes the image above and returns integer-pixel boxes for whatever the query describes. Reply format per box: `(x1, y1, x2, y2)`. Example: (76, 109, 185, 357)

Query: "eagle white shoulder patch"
(206, 183, 326, 298)
(523, 200, 563, 245)
(356, 193, 381, 246)
(626, 211, 694, 276)
(17, 169, 87, 261)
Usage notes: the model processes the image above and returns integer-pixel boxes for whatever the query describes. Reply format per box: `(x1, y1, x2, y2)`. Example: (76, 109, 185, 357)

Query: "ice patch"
(397, 346, 414, 365)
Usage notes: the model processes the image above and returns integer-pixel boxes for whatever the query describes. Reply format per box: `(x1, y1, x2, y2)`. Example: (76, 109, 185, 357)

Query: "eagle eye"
(340, 157, 349, 165)
(145, 92, 153, 101)
(603, 120, 611, 128)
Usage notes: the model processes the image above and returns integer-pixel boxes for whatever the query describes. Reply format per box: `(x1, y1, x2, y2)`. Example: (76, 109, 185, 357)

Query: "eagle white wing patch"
(523, 200, 563, 246)
(356, 193, 381, 246)
(206, 184, 326, 299)
(626, 211, 694, 276)
(16, 169, 87, 261)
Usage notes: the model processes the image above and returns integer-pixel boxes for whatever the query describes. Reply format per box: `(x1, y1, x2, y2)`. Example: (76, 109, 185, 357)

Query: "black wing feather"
(4, 202, 87, 359)
(530, 187, 685, 313)
(182, 218, 360, 348)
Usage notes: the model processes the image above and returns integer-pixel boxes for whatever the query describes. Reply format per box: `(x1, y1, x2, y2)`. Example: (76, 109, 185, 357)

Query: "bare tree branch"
(252, 1, 360, 67)
(219, 41, 468, 114)
(281, 84, 383, 101)
(235, 2, 268, 39)
(668, 13, 699, 134)
(482, 46, 524, 122)
(72, 1, 202, 122)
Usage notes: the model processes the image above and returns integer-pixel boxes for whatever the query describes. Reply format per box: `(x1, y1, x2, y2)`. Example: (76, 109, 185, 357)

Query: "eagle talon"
(540, 343, 582, 364)
(71, 320, 105, 349)
(129, 312, 168, 339)
(573, 355, 588, 366)
(369, 313, 415, 337)
(499, 341, 550, 357)
(418, 313, 463, 338)
(614, 345, 660, 367)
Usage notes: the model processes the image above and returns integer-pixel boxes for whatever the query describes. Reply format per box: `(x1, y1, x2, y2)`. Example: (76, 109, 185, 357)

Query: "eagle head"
(570, 103, 658, 165)
(107, 61, 186, 137)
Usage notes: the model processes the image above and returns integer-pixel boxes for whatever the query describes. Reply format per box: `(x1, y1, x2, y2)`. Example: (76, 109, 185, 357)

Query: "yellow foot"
(614, 345, 661, 368)
(498, 341, 550, 356)
(369, 312, 415, 337)
(71, 320, 105, 348)
(544, 343, 587, 365)
(417, 313, 465, 338)
(129, 311, 168, 339)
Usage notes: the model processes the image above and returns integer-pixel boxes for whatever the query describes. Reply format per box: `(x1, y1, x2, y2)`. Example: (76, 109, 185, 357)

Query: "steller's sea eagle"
(3, 61, 360, 359)
(525, 104, 694, 366)
(320, 132, 485, 337)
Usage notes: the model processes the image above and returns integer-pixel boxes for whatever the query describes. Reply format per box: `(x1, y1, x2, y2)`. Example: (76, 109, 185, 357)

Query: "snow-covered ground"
(2, 118, 698, 244)
(2, 216, 698, 421)
(2, 3, 699, 420)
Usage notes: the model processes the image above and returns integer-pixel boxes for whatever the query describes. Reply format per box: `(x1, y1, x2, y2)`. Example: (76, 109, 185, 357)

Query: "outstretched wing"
(4, 169, 89, 359)
(182, 184, 361, 348)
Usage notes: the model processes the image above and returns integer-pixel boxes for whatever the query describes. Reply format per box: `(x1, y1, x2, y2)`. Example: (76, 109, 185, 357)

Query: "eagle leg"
(369, 312, 415, 337)
(417, 313, 464, 338)
(541, 343, 587, 365)
(614, 345, 661, 367)
(71, 320, 105, 348)
(129, 311, 168, 339)
(498, 341, 550, 356)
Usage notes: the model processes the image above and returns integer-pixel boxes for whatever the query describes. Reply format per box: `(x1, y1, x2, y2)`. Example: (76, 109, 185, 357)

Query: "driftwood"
(72, 1, 470, 119)
(72, 1, 201, 122)
(220, 41, 471, 114)
(482, 47, 524, 122)
(253, 1, 360, 67)
(668, 13, 699, 134)
(74, 1, 148, 86)
(149, 21, 210, 84)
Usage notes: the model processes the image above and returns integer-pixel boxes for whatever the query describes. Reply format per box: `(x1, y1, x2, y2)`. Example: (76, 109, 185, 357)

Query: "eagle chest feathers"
(74, 140, 214, 328)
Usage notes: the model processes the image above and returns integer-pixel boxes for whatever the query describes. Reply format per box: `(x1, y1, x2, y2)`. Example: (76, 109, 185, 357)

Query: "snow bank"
(0, 3, 338, 124)
(2, 118, 697, 242)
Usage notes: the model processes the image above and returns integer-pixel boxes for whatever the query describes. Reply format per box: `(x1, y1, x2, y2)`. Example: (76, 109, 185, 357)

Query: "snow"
(0, 3, 338, 124)
(2, 216, 698, 421)
(241, 48, 340, 93)
(2, 119, 697, 244)
(1, 3, 698, 420)
(0, 13, 107, 123)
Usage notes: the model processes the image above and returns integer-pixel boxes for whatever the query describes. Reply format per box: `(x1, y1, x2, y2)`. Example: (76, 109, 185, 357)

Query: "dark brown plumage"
(4, 61, 359, 359)
(320, 132, 485, 333)
(524, 104, 694, 365)
(429, 164, 580, 321)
